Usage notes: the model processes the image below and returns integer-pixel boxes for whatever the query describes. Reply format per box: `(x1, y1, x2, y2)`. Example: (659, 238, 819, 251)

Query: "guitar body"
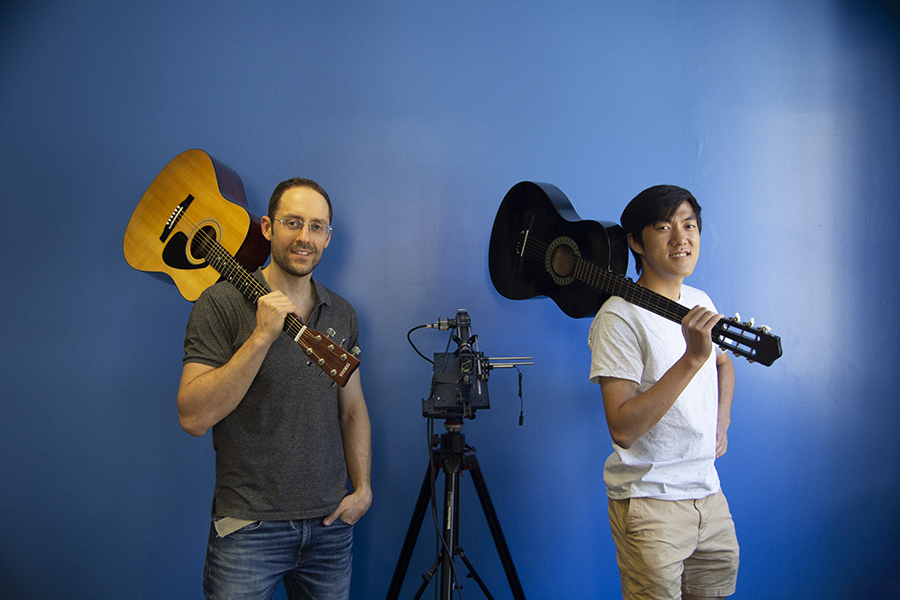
(489, 181, 629, 319)
(123, 149, 269, 301)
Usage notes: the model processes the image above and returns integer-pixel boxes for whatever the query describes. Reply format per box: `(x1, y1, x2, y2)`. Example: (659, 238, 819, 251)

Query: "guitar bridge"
(160, 195, 195, 242)
(514, 213, 535, 273)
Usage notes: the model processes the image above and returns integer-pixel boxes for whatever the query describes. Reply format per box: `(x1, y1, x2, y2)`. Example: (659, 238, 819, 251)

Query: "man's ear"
(261, 216, 273, 241)
(627, 232, 643, 255)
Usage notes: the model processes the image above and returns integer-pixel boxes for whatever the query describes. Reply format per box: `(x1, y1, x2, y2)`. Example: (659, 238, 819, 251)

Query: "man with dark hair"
(589, 185, 738, 599)
(177, 178, 372, 600)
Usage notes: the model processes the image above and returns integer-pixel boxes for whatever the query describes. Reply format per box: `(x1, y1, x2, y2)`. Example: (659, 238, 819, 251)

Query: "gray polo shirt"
(183, 269, 360, 521)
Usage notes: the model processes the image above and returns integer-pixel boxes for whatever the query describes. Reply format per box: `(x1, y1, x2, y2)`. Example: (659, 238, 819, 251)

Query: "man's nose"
(295, 223, 314, 241)
(669, 230, 688, 245)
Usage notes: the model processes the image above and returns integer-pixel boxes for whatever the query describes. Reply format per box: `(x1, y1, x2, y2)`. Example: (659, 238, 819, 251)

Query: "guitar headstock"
(285, 320, 361, 387)
(304, 328, 361, 387)
(713, 316, 783, 367)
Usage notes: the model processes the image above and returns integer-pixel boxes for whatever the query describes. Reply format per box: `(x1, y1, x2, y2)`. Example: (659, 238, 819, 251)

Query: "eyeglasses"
(273, 218, 332, 238)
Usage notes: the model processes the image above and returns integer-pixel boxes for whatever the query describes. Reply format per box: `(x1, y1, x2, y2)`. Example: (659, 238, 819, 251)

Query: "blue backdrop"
(1, 1, 898, 598)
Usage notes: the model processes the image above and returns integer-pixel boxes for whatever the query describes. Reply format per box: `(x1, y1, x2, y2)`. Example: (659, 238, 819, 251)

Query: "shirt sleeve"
(589, 303, 644, 385)
(182, 286, 242, 368)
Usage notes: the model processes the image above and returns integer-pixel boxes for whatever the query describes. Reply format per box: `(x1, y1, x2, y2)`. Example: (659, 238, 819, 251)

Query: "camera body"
(422, 309, 490, 420)
(424, 349, 491, 419)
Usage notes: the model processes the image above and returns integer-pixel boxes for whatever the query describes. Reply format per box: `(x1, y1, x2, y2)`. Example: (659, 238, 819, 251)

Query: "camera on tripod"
(388, 308, 534, 600)
(421, 309, 531, 420)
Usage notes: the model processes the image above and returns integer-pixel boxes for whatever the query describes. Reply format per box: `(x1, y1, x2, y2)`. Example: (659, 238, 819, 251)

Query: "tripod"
(385, 420, 527, 600)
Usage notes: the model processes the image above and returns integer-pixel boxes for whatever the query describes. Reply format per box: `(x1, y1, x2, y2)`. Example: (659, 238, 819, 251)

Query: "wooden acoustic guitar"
(488, 181, 782, 367)
(123, 149, 360, 387)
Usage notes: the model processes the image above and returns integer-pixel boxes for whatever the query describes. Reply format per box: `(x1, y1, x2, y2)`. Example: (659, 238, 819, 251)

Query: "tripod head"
(420, 309, 532, 420)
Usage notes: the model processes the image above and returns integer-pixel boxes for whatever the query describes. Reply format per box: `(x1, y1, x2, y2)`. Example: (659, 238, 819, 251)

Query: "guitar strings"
(172, 211, 337, 365)
(520, 235, 688, 323)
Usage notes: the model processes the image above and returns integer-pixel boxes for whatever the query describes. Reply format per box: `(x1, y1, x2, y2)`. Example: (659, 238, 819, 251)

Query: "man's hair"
(620, 185, 702, 275)
(268, 178, 333, 224)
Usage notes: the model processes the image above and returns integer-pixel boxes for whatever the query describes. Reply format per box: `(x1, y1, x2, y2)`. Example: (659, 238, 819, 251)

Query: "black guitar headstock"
(714, 317, 783, 366)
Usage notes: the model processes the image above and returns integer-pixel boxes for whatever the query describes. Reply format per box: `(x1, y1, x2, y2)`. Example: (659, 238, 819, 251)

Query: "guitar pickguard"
(161, 232, 207, 271)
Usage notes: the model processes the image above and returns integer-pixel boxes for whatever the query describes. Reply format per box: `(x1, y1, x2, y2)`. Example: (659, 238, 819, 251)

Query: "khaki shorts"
(608, 490, 739, 599)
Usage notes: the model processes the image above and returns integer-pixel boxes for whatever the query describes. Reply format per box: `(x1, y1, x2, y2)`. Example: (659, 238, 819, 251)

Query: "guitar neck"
(576, 258, 689, 325)
(198, 234, 360, 386)
(203, 238, 308, 337)
(571, 250, 781, 365)
(204, 242, 264, 300)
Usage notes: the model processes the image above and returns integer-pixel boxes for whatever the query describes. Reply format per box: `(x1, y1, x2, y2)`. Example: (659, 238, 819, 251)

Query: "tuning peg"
(749, 317, 755, 328)
(734, 312, 741, 322)
(760, 324, 771, 333)
(326, 327, 337, 338)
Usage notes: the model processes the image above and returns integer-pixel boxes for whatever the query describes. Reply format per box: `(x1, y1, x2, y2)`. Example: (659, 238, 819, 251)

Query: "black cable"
(515, 365, 524, 426)
(407, 324, 433, 364)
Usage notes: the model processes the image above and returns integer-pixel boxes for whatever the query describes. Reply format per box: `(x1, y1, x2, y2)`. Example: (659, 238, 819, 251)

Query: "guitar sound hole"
(550, 244, 575, 277)
(189, 225, 217, 261)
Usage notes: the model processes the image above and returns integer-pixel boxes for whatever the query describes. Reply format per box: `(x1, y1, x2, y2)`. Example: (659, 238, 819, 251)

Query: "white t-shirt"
(588, 284, 723, 501)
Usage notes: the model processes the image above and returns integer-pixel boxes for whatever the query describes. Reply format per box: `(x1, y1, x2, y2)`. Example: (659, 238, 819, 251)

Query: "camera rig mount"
(418, 309, 532, 420)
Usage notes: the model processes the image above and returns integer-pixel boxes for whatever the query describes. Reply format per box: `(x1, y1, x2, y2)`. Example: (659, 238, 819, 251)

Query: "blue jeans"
(202, 518, 354, 600)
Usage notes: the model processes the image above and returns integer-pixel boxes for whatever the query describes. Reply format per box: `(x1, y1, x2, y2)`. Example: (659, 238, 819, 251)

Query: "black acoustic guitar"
(488, 181, 782, 367)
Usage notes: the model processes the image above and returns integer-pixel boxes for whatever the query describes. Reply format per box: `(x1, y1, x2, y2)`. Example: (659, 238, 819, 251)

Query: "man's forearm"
(341, 406, 372, 495)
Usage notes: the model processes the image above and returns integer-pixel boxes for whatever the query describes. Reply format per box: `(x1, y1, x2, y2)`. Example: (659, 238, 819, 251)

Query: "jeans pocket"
(213, 517, 262, 538)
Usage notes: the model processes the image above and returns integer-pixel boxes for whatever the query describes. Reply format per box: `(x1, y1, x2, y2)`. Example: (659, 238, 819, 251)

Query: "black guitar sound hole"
(545, 236, 580, 285)
(189, 225, 218, 261)
(551, 244, 575, 277)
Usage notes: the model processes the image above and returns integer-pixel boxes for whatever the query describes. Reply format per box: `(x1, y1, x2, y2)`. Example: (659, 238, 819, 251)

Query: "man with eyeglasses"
(177, 178, 372, 600)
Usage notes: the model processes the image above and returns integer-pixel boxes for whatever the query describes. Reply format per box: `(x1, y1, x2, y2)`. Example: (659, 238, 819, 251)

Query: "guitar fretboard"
(521, 235, 689, 325)
(575, 256, 689, 325)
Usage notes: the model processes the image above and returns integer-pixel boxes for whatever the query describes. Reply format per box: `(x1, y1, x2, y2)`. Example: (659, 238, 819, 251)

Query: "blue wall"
(1, 2, 898, 598)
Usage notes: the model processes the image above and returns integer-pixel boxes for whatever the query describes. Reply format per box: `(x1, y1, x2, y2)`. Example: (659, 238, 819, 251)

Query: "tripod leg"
(411, 552, 442, 600)
(468, 456, 527, 600)
(386, 463, 435, 600)
(440, 468, 461, 600)
(457, 548, 496, 600)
